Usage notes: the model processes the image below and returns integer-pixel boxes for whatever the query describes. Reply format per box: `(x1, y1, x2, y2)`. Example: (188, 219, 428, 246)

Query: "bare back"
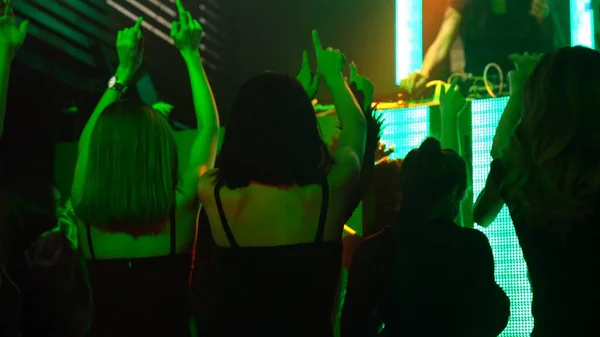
(77, 193, 198, 259)
(199, 169, 354, 247)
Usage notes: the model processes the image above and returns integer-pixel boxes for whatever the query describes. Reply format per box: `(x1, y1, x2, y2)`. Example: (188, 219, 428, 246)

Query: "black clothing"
(85, 212, 192, 337)
(491, 159, 600, 337)
(450, 0, 554, 75)
(342, 222, 509, 337)
(206, 179, 343, 337)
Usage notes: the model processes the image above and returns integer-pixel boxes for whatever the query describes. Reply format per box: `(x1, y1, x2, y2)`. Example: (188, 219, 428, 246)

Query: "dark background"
(5, 0, 571, 141)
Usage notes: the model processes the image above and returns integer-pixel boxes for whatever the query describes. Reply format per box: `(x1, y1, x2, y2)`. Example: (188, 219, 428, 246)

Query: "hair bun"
(418, 137, 442, 162)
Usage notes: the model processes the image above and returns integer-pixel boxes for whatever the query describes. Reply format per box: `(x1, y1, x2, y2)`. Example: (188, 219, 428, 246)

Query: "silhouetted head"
(73, 100, 178, 232)
(216, 72, 330, 188)
(396, 138, 467, 223)
(503, 46, 600, 231)
(366, 159, 403, 236)
(0, 182, 56, 265)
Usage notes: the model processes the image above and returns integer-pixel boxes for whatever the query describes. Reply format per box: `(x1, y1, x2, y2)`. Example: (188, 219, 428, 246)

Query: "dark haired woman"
(197, 30, 366, 336)
(342, 138, 509, 337)
(474, 47, 600, 336)
(401, 0, 553, 97)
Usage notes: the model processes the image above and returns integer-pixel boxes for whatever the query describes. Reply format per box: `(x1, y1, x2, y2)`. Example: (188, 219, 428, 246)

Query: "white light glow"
(107, 0, 174, 45)
(571, 0, 595, 48)
(395, 0, 423, 84)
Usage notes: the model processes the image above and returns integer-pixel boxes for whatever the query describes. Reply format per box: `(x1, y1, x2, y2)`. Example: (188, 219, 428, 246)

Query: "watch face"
(108, 76, 117, 88)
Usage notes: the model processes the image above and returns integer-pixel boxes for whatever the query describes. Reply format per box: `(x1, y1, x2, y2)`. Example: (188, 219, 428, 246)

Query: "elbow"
(473, 203, 494, 228)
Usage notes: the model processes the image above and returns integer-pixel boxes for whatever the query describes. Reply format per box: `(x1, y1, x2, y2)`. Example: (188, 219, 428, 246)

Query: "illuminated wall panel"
(395, 0, 423, 84)
(471, 98, 533, 336)
(571, 0, 595, 48)
(380, 106, 430, 160)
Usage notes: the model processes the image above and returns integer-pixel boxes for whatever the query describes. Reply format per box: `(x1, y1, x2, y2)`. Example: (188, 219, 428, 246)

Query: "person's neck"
(429, 203, 458, 223)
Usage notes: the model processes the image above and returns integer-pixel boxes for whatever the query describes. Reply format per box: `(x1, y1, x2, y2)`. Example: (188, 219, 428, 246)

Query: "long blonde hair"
(74, 100, 178, 232)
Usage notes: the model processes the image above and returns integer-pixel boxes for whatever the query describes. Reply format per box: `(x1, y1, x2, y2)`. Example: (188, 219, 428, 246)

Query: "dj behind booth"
(360, 0, 561, 230)
(400, 0, 555, 99)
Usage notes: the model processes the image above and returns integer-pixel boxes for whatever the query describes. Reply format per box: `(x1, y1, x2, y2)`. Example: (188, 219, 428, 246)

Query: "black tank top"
(84, 210, 191, 337)
(206, 178, 343, 337)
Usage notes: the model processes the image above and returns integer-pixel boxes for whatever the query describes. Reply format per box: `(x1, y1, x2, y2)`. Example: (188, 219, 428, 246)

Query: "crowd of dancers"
(1, 0, 599, 336)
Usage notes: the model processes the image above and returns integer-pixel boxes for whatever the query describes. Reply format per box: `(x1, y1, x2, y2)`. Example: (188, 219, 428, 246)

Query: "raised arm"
(172, 0, 219, 207)
(343, 63, 383, 224)
(421, 6, 463, 80)
(439, 82, 466, 154)
(312, 30, 366, 188)
(71, 18, 144, 203)
(0, 1, 28, 140)
(400, 6, 463, 97)
(474, 54, 542, 226)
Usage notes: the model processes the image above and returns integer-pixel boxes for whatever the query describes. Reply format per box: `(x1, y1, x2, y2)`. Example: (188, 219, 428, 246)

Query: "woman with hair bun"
(342, 137, 509, 337)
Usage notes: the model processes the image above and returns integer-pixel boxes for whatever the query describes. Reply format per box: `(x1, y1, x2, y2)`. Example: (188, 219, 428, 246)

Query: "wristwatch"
(108, 76, 128, 94)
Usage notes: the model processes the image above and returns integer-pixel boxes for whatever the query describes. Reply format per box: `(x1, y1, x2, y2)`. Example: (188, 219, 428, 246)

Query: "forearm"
(421, 39, 450, 78)
(491, 93, 522, 159)
(440, 110, 460, 153)
(79, 68, 132, 149)
(329, 78, 367, 160)
(182, 50, 219, 133)
(0, 48, 12, 140)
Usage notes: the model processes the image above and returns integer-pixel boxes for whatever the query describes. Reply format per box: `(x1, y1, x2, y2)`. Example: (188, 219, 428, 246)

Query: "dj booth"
(319, 96, 533, 336)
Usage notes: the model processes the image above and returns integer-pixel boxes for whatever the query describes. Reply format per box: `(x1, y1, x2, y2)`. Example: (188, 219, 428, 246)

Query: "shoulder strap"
(314, 177, 330, 243)
(214, 180, 239, 248)
(85, 222, 96, 260)
(170, 206, 177, 255)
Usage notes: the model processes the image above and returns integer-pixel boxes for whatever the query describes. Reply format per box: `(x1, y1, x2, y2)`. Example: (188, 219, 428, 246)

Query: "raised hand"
(349, 62, 374, 111)
(399, 71, 428, 100)
(152, 101, 175, 119)
(440, 82, 467, 117)
(171, 0, 203, 56)
(116, 17, 144, 81)
(312, 30, 346, 84)
(0, 0, 29, 60)
(508, 52, 544, 94)
(297, 50, 320, 100)
(375, 142, 395, 163)
(529, 0, 549, 25)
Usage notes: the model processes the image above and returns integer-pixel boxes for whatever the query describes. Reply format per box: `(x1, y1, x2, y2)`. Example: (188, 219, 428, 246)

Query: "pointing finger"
(302, 50, 310, 68)
(176, 0, 185, 17)
(133, 16, 143, 31)
(312, 30, 323, 51)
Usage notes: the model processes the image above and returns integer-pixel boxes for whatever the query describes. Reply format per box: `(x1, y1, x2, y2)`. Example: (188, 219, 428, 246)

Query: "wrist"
(0, 46, 15, 64)
(181, 49, 201, 62)
(323, 73, 346, 89)
(115, 67, 134, 85)
(418, 69, 430, 79)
